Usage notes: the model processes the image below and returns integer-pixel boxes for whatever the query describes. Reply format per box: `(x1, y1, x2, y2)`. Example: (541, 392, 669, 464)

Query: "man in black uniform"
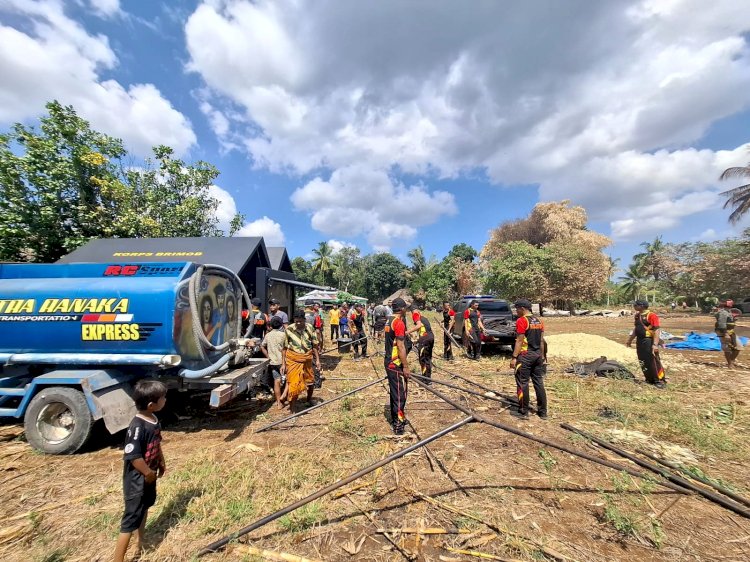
(509, 299, 547, 419)
(384, 297, 411, 435)
(442, 301, 456, 360)
(626, 299, 666, 387)
(408, 306, 435, 383)
(463, 299, 485, 360)
(350, 302, 368, 360)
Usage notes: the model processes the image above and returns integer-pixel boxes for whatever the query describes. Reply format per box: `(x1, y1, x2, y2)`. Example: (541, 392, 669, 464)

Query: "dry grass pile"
(546, 333, 637, 362)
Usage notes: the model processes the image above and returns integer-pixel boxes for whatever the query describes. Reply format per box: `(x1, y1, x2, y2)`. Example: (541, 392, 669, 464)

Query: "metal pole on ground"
(408, 376, 691, 495)
(253, 378, 385, 433)
(409, 373, 513, 406)
(198, 416, 474, 556)
(561, 424, 750, 519)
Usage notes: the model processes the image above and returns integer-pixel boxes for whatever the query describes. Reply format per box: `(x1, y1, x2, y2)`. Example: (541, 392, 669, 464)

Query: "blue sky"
(1, 0, 749, 273)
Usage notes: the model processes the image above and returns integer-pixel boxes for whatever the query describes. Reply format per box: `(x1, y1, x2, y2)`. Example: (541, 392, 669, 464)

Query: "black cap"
(469, 299, 478, 306)
(269, 298, 280, 305)
(304, 299, 314, 306)
(391, 297, 407, 311)
(633, 299, 649, 307)
(514, 298, 532, 310)
(293, 309, 305, 319)
(269, 316, 283, 329)
(250, 297, 261, 307)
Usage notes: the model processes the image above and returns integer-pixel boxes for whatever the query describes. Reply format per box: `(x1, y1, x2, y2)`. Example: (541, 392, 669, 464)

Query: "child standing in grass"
(114, 379, 167, 562)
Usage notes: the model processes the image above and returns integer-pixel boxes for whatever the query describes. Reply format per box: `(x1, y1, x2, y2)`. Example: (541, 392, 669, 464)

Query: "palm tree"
(311, 241, 335, 286)
(633, 236, 665, 281)
(606, 256, 620, 306)
(619, 264, 646, 301)
(407, 245, 427, 275)
(719, 163, 750, 224)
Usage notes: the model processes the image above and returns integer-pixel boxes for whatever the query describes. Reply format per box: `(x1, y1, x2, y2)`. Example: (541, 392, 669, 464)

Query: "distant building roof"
(383, 288, 412, 306)
(266, 247, 293, 273)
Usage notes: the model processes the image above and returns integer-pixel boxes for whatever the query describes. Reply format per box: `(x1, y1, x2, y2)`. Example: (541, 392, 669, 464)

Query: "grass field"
(1, 312, 748, 561)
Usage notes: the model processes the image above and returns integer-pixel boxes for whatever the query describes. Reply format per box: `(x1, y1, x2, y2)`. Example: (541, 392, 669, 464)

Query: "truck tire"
(24, 387, 94, 454)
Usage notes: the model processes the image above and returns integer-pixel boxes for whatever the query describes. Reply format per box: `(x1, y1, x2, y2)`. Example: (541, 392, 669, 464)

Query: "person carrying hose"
(442, 301, 456, 360)
(282, 309, 321, 411)
(384, 298, 411, 435)
(407, 306, 434, 383)
(509, 299, 548, 419)
(626, 299, 666, 387)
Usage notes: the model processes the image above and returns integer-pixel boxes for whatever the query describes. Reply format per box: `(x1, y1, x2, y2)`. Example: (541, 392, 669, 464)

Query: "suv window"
(478, 302, 511, 313)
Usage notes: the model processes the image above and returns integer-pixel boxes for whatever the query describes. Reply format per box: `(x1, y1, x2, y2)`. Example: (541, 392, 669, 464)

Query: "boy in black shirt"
(114, 379, 167, 562)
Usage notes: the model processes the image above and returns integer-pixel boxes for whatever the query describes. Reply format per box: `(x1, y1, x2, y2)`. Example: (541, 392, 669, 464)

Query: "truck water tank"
(0, 262, 242, 367)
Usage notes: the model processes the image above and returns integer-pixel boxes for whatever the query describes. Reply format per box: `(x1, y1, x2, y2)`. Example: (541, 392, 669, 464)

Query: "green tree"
(311, 241, 335, 286)
(447, 243, 477, 263)
(483, 241, 553, 302)
(291, 257, 315, 284)
(332, 246, 363, 292)
(0, 101, 241, 263)
(719, 159, 750, 224)
(619, 264, 646, 301)
(363, 253, 406, 302)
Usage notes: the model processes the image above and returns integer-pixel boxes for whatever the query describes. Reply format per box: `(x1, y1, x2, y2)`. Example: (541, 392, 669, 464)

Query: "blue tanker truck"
(0, 260, 270, 454)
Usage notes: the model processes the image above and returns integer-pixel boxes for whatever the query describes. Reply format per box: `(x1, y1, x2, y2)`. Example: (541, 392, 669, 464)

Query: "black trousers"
(417, 333, 434, 380)
(636, 337, 665, 384)
(443, 330, 453, 359)
(330, 324, 339, 340)
(466, 329, 481, 358)
(515, 351, 547, 415)
(352, 330, 367, 357)
(386, 364, 408, 430)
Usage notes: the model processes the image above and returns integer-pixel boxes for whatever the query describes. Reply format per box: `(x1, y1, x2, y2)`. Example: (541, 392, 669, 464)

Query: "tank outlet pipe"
(253, 377, 386, 433)
(4, 353, 181, 367)
(561, 423, 750, 519)
(179, 353, 231, 380)
(197, 415, 474, 556)
(408, 376, 691, 495)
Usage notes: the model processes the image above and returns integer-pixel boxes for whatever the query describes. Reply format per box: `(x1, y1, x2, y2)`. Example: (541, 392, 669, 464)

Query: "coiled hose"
(180, 264, 252, 379)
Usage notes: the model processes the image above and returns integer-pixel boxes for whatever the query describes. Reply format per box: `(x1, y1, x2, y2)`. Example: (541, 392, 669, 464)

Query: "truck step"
(0, 387, 27, 397)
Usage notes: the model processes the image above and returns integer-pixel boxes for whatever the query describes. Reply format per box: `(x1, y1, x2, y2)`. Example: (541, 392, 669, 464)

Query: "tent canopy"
(296, 289, 367, 305)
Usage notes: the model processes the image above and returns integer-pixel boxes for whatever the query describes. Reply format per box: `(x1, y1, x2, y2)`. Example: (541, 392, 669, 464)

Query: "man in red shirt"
(509, 299, 547, 419)
(384, 298, 411, 435)
(626, 299, 666, 386)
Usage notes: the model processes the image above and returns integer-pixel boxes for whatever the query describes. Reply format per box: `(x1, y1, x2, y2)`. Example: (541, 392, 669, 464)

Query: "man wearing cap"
(349, 303, 368, 360)
(442, 301, 456, 360)
(463, 299, 485, 360)
(269, 298, 289, 329)
(305, 301, 324, 344)
(282, 309, 321, 411)
(626, 299, 666, 387)
(715, 300, 741, 368)
(510, 299, 548, 419)
(384, 298, 411, 435)
(407, 306, 435, 383)
(373, 303, 389, 347)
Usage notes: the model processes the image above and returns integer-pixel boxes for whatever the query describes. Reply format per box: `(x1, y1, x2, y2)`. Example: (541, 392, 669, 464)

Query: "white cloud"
(237, 216, 286, 245)
(291, 165, 457, 249)
(185, 0, 750, 240)
(0, 0, 195, 156)
(327, 239, 356, 254)
(207, 185, 237, 233)
(87, 0, 120, 19)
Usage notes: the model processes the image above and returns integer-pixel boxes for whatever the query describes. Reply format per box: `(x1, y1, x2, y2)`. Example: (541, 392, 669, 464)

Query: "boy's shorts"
(120, 483, 156, 533)
(270, 366, 285, 382)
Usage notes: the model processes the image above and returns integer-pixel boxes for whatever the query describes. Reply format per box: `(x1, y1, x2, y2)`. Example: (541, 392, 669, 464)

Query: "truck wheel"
(24, 387, 94, 454)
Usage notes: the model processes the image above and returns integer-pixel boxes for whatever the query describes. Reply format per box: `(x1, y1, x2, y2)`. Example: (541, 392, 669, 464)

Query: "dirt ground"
(1, 313, 749, 562)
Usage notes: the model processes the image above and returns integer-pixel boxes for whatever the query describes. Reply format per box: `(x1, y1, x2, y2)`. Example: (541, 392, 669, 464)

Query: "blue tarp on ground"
(666, 332, 748, 351)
